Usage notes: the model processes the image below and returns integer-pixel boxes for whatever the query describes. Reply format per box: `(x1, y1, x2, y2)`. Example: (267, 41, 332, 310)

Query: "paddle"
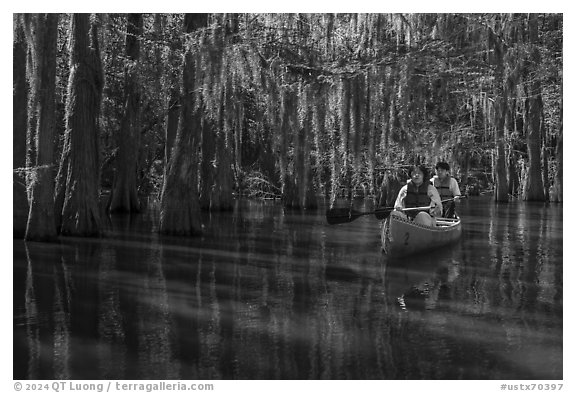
(326, 206, 392, 225)
(326, 195, 466, 225)
(326, 205, 430, 225)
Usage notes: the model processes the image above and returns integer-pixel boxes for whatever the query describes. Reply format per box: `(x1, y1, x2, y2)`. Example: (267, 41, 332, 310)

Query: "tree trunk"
(494, 110, 509, 202)
(313, 87, 327, 197)
(159, 13, 208, 236)
(24, 14, 59, 242)
(491, 27, 509, 203)
(161, 17, 183, 204)
(551, 131, 562, 203)
(551, 93, 562, 203)
(523, 14, 546, 202)
(303, 108, 318, 210)
(165, 93, 180, 167)
(340, 78, 352, 199)
(291, 103, 317, 210)
(329, 104, 341, 206)
(279, 87, 297, 205)
(25, 17, 37, 204)
(209, 133, 235, 211)
(507, 151, 520, 197)
(55, 14, 104, 236)
(542, 138, 549, 201)
(13, 15, 29, 238)
(109, 13, 143, 213)
(162, 40, 181, 202)
(288, 110, 306, 209)
(199, 122, 216, 210)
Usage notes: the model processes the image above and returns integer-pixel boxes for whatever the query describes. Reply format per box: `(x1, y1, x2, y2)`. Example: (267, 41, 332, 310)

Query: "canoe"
(381, 213, 462, 257)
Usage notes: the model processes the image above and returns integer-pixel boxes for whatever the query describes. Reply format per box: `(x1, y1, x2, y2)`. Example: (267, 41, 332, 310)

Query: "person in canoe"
(431, 161, 462, 218)
(393, 164, 442, 226)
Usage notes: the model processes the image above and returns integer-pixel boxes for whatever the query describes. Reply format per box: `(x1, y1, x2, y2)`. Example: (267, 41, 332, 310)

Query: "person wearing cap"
(431, 162, 461, 218)
(393, 164, 442, 226)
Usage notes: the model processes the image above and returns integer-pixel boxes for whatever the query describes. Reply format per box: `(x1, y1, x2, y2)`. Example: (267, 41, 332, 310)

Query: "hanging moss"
(154, 13, 561, 204)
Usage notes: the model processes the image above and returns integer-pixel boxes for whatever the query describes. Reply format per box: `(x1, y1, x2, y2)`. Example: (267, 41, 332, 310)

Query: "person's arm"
(428, 185, 443, 217)
(394, 186, 407, 210)
(450, 178, 462, 198)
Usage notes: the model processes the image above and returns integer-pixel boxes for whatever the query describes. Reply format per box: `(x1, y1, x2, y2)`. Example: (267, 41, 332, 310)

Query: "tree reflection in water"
(13, 198, 562, 380)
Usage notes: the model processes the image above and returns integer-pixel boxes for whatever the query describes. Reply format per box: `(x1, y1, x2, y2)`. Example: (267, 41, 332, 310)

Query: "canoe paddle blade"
(326, 208, 369, 225)
(374, 209, 393, 220)
(326, 207, 394, 224)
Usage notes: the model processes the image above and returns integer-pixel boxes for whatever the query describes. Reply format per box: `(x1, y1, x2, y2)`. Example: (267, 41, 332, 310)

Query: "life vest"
(405, 181, 431, 208)
(433, 176, 453, 199)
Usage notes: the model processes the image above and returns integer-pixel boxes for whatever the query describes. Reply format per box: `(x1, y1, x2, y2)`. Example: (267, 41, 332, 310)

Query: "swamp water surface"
(13, 197, 563, 379)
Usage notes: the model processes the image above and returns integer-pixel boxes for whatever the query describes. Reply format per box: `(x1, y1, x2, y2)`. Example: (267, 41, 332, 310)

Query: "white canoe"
(381, 213, 462, 257)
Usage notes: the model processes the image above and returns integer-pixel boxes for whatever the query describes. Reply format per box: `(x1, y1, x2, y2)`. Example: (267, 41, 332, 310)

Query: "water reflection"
(13, 198, 562, 380)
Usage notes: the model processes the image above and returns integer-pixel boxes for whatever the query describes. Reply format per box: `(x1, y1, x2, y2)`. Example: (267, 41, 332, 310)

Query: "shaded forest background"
(13, 13, 563, 241)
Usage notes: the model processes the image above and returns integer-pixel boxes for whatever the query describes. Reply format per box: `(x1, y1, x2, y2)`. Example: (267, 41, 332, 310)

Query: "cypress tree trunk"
(109, 13, 143, 213)
(289, 108, 306, 209)
(551, 94, 562, 203)
(25, 17, 37, 204)
(340, 78, 352, 199)
(209, 133, 234, 211)
(279, 88, 297, 206)
(329, 94, 341, 207)
(292, 102, 317, 210)
(160, 13, 208, 236)
(55, 14, 104, 236)
(161, 31, 182, 201)
(351, 75, 363, 175)
(507, 152, 520, 197)
(491, 27, 509, 203)
(201, 19, 236, 212)
(313, 87, 327, 197)
(365, 70, 378, 203)
(303, 106, 317, 209)
(153, 14, 164, 102)
(24, 13, 59, 242)
(261, 88, 281, 192)
(382, 64, 396, 156)
(542, 138, 550, 201)
(494, 107, 509, 202)
(199, 122, 216, 210)
(523, 14, 546, 202)
(551, 131, 562, 202)
(279, 91, 289, 198)
(165, 93, 180, 167)
(13, 15, 29, 238)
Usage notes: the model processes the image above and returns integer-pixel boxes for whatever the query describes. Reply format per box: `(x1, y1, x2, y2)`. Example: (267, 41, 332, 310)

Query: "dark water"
(13, 197, 563, 380)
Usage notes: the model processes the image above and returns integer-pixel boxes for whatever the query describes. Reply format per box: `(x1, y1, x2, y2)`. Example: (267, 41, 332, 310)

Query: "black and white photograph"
(11, 10, 564, 389)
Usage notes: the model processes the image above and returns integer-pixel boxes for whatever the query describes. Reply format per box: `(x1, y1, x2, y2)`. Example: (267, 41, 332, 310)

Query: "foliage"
(25, 13, 563, 208)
